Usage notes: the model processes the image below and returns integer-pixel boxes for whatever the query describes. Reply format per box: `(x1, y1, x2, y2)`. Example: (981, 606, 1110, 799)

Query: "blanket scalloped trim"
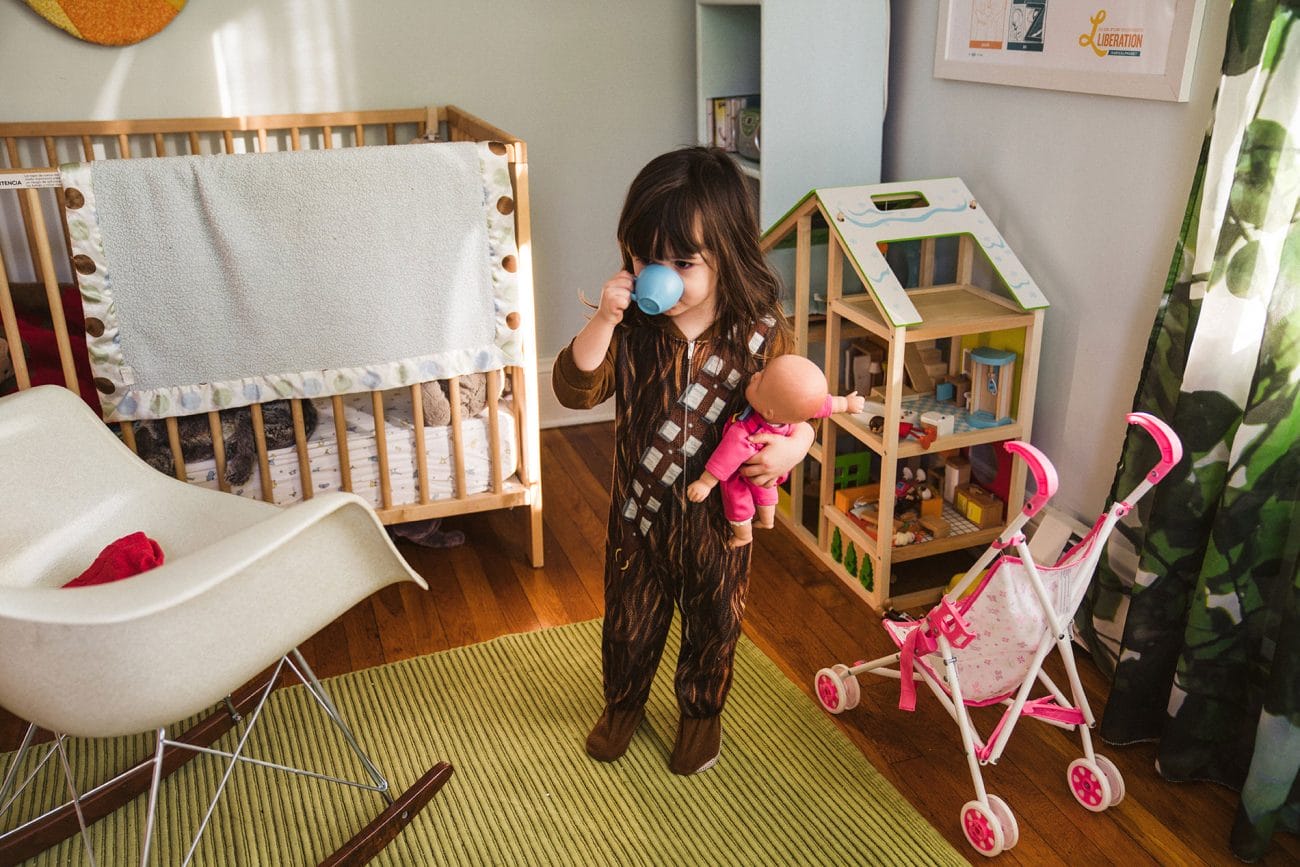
(59, 141, 522, 422)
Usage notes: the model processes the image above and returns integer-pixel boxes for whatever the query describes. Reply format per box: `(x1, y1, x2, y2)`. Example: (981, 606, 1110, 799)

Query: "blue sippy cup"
(632, 264, 684, 315)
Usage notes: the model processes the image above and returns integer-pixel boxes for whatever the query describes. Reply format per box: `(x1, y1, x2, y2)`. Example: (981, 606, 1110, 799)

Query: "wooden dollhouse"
(761, 178, 1048, 611)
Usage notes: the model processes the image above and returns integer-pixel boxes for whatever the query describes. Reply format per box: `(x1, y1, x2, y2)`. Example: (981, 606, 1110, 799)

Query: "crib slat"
(385, 124, 396, 146)
(43, 137, 77, 266)
(5, 138, 42, 276)
(410, 384, 431, 505)
(249, 402, 273, 502)
(153, 133, 165, 157)
(332, 395, 352, 492)
(117, 134, 130, 158)
(80, 136, 93, 160)
(164, 417, 186, 481)
(24, 188, 79, 393)
(487, 369, 503, 492)
(119, 421, 137, 454)
(207, 411, 230, 493)
(222, 130, 234, 154)
(510, 366, 534, 486)
(447, 378, 468, 499)
(372, 392, 392, 509)
(188, 131, 200, 154)
(256, 128, 268, 153)
(291, 398, 313, 500)
(290, 127, 301, 151)
(353, 124, 364, 147)
(322, 126, 333, 149)
(0, 246, 32, 390)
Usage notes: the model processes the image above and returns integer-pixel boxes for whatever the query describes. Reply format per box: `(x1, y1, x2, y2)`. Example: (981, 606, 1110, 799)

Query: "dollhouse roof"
(767, 178, 1049, 327)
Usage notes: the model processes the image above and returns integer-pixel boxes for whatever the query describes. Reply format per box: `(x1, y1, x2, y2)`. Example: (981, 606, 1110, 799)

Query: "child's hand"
(596, 270, 635, 325)
(686, 480, 712, 502)
(743, 423, 815, 487)
(845, 391, 866, 414)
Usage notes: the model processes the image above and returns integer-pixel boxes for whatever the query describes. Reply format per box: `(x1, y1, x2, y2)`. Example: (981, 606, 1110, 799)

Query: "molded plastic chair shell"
(0, 386, 427, 739)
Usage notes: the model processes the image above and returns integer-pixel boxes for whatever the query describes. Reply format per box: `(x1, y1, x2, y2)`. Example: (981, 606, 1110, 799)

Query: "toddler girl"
(552, 147, 811, 774)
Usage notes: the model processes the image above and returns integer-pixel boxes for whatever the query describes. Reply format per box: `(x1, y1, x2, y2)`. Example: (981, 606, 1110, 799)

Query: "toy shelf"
(835, 407, 1028, 460)
(762, 178, 1048, 612)
(823, 502, 1002, 563)
(831, 284, 1035, 343)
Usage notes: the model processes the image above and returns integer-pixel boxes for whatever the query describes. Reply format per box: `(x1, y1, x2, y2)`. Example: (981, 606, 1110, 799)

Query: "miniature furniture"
(0, 385, 451, 865)
(761, 178, 1048, 611)
(965, 346, 1016, 427)
(0, 106, 543, 567)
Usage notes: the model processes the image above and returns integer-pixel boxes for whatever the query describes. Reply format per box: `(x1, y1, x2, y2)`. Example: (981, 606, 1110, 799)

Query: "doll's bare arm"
(687, 471, 720, 502)
(830, 391, 866, 415)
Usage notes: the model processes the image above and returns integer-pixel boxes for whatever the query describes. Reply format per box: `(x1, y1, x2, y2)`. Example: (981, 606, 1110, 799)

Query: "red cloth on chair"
(64, 532, 165, 587)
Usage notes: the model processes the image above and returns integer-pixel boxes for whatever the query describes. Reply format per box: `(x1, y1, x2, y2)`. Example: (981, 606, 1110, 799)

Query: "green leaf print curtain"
(1075, 1, 1300, 860)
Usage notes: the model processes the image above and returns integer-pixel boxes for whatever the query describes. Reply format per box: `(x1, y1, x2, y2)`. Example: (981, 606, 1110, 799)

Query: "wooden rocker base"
(0, 675, 453, 865)
(320, 761, 454, 867)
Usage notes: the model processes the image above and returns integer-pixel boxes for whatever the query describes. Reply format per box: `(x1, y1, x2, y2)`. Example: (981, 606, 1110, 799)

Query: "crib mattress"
(180, 390, 520, 509)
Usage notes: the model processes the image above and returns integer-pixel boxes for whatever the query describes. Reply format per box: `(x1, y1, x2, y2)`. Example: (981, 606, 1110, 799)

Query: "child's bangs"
(624, 193, 703, 262)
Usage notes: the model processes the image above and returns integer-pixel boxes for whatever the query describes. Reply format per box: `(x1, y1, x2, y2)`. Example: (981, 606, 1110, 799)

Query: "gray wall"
(0, 0, 696, 374)
(2, 0, 1235, 518)
(884, 2, 1231, 517)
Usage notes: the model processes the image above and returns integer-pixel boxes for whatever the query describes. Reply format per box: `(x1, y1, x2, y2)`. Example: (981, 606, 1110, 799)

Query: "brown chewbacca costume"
(554, 313, 785, 773)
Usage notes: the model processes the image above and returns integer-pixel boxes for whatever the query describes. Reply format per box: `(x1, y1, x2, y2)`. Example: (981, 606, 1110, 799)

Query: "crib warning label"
(0, 171, 61, 189)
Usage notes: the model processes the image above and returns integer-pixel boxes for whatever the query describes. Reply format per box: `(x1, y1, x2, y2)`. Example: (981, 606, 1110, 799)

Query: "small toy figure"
(687, 354, 865, 547)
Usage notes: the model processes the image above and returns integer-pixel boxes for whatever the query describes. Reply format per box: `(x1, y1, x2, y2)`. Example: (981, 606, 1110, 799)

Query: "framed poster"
(935, 0, 1208, 102)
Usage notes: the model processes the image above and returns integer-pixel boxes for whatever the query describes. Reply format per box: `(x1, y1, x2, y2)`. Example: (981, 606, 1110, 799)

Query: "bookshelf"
(694, 0, 890, 229)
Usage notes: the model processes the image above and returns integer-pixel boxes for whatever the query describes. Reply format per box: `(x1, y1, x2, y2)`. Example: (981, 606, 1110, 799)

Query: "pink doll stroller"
(813, 413, 1182, 857)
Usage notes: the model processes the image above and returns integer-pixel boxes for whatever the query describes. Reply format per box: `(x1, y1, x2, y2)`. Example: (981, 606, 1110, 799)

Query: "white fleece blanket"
(60, 141, 523, 421)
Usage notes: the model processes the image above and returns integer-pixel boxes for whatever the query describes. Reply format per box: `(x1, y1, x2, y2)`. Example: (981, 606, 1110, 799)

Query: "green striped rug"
(5, 619, 962, 865)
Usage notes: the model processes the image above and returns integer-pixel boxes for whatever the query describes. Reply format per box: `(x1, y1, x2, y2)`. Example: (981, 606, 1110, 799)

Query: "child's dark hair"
(616, 147, 789, 366)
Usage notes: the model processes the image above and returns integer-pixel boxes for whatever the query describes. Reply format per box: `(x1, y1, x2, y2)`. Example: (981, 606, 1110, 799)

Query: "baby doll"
(687, 354, 865, 547)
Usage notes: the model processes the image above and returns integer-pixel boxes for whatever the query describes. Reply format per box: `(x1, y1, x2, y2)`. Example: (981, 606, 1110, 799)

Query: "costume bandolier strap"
(621, 318, 774, 536)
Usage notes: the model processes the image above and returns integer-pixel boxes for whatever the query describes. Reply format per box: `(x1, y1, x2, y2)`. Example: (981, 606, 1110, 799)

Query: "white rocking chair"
(0, 385, 451, 865)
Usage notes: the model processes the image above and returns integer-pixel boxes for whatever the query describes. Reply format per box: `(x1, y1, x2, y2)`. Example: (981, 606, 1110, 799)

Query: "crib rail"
(0, 106, 543, 566)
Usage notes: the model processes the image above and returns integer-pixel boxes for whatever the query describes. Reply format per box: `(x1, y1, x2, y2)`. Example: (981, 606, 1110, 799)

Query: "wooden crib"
(0, 106, 543, 566)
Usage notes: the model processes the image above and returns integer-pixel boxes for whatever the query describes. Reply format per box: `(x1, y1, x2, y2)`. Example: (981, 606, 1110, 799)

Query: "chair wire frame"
(0, 647, 394, 867)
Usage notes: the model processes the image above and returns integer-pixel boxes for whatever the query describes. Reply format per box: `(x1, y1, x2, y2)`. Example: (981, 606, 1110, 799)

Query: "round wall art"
(23, 0, 187, 47)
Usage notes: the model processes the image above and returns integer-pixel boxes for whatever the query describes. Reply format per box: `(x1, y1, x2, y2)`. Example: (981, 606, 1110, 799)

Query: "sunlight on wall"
(210, 0, 356, 118)
(91, 50, 138, 120)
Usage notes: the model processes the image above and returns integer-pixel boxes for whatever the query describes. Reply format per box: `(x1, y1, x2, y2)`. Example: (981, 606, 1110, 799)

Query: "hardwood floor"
(3, 421, 1294, 865)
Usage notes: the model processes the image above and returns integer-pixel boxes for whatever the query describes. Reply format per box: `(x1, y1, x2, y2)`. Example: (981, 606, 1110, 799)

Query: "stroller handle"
(1127, 412, 1183, 483)
(1003, 440, 1058, 517)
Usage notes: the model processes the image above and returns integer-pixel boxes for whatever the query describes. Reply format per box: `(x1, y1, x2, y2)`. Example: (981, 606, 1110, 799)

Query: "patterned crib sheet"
(179, 390, 519, 508)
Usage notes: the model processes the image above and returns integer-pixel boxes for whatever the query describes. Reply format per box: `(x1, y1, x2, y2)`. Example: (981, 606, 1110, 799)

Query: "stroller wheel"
(960, 800, 1005, 857)
(1068, 758, 1113, 812)
(987, 794, 1018, 849)
(814, 667, 848, 714)
(1094, 754, 1125, 806)
(832, 664, 861, 710)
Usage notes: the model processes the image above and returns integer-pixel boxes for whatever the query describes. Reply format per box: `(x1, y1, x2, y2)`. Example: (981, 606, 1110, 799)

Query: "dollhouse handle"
(1003, 440, 1058, 517)
(1127, 412, 1183, 484)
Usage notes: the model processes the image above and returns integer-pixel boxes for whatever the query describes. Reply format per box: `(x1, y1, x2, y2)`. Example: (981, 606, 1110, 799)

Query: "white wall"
(2, 1, 1237, 516)
(883, 2, 1231, 518)
(0, 0, 696, 393)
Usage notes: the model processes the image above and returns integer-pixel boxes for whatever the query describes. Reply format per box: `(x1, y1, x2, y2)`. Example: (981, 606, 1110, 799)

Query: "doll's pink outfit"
(705, 395, 834, 523)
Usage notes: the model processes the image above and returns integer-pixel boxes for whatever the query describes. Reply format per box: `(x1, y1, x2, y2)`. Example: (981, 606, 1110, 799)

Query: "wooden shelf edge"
(834, 414, 1026, 459)
(821, 504, 1001, 565)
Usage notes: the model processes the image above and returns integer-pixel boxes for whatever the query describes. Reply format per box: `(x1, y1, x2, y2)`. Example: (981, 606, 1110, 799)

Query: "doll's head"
(745, 355, 829, 425)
